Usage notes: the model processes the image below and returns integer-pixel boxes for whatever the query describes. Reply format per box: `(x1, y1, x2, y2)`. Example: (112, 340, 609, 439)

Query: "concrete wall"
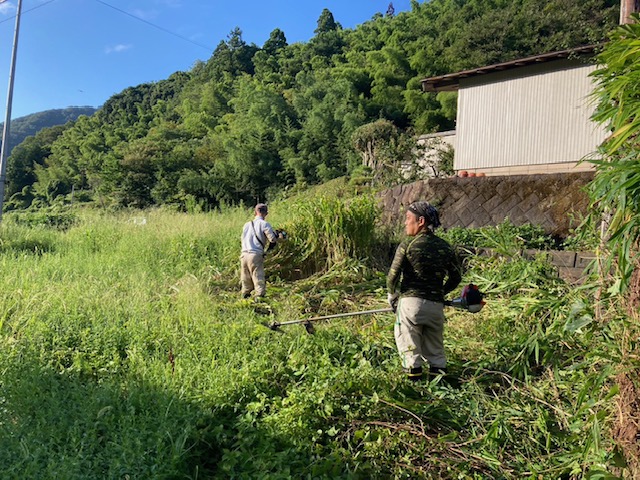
(415, 131, 456, 177)
(469, 161, 594, 176)
(378, 171, 594, 237)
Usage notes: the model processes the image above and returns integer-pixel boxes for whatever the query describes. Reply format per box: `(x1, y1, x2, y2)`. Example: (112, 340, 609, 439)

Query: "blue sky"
(0, 0, 413, 119)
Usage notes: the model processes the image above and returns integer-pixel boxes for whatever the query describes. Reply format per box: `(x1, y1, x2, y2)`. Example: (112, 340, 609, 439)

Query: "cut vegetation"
(0, 192, 636, 478)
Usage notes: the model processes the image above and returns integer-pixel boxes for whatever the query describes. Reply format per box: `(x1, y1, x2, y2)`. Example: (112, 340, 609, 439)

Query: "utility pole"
(620, 0, 640, 24)
(0, 0, 24, 222)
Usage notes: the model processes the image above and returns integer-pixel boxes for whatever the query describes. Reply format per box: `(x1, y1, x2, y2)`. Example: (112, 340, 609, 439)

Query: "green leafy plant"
(442, 218, 557, 252)
(0, 198, 634, 479)
(588, 15, 640, 292)
(270, 195, 380, 277)
(7, 205, 77, 230)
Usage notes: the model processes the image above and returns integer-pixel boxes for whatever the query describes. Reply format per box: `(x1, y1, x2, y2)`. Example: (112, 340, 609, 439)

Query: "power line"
(1, 0, 215, 52)
(0, 0, 57, 25)
(93, 0, 214, 53)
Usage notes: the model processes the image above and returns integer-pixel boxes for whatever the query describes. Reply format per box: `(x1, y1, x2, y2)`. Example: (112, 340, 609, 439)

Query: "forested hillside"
(0, 106, 96, 155)
(5, 0, 619, 211)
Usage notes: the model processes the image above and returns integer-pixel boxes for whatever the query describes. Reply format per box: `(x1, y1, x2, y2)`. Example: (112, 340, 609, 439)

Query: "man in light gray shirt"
(240, 203, 279, 299)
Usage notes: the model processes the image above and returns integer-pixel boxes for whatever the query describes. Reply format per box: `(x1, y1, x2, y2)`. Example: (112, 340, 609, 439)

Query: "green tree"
(0, 107, 96, 157)
(6, 126, 66, 196)
(315, 8, 340, 34)
(204, 28, 259, 80)
(110, 122, 195, 207)
(212, 76, 296, 203)
(32, 115, 107, 201)
(288, 72, 365, 184)
(263, 28, 288, 55)
(351, 119, 417, 184)
(366, 46, 414, 126)
(352, 119, 399, 173)
(179, 73, 235, 135)
(309, 8, 346, 59)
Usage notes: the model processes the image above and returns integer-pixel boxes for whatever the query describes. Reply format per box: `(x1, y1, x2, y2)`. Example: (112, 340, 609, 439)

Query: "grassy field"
(0, 196, 635, 479)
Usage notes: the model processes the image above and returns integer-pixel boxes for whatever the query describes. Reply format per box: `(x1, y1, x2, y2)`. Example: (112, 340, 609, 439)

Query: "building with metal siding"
(421, 46, 608, 176)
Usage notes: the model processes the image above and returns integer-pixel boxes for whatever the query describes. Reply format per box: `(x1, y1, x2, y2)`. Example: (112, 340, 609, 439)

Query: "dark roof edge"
(421, 44, 601, 92)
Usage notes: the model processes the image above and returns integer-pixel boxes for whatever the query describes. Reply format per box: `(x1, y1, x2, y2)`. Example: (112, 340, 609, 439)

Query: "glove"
(387, 292, 399, 313)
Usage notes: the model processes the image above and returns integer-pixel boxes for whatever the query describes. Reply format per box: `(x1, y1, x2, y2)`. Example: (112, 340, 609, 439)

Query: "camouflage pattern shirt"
(387, 231, 462, 303)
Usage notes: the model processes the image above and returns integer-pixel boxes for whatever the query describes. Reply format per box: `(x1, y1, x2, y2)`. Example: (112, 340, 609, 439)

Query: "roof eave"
(420, 44, 600, 93)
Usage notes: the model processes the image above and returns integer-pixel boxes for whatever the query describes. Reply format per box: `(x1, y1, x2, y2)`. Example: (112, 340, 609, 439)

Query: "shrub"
(442, 218, 557, 251)
(7, 206, 77, 231)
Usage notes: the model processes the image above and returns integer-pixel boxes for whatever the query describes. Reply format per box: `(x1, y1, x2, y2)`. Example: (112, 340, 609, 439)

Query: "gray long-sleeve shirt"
(241, 215, 277, 254)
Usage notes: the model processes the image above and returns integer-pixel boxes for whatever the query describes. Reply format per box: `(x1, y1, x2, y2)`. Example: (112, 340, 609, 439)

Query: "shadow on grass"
(0, 355, 356, 479)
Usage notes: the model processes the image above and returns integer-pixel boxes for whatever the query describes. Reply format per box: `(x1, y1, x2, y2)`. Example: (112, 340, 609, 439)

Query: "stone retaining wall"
(521, 249, 595, 283)
(378, 171, 594, 237)
(466, 248, 596, 283)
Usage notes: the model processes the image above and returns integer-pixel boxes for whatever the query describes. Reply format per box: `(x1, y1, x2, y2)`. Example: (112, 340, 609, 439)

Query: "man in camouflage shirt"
(387, 201, 462, 381)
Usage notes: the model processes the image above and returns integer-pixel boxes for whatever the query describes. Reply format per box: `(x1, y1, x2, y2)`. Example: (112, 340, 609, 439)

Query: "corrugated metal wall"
(455, 60, 608, 172)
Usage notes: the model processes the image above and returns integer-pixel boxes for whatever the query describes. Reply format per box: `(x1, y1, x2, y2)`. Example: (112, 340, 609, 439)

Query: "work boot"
(406, 366, 423, 382)
(428, 366, 447, 380)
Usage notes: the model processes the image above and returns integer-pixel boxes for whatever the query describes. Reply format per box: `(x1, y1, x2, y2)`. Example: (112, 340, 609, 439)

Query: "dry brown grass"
(613, 373, 640, 479)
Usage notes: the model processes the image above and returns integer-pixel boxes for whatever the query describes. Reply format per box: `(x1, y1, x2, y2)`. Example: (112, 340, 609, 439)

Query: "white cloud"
(131, 8, 158, 20)
(0, 1, 14, 15)
(105, 44, 133, 54)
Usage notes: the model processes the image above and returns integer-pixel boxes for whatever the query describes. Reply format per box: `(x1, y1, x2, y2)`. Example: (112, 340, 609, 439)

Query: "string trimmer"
(264, 308, 392, 334)
(264, 284, 485, 334)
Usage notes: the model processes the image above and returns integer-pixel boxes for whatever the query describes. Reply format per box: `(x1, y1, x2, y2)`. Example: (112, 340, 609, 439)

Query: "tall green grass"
(268, 195, 380, 278)
(0, 199, 635, 479)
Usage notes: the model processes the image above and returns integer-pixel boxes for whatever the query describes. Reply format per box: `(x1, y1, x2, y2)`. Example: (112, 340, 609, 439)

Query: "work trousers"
(240, 252, 266, 297)
(394, 297, 446, 370)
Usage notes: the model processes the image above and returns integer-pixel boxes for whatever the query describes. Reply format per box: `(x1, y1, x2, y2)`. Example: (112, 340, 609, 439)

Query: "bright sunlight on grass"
(0, 199, 635, 478)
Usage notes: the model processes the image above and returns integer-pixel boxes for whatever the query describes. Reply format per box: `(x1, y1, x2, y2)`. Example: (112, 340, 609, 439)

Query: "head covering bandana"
(407, 201, 441, 229)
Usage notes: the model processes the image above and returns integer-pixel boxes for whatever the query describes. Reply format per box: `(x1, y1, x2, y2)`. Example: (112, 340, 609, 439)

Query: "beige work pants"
(394, 297, 446, 370)
(240, 252, 266, 297)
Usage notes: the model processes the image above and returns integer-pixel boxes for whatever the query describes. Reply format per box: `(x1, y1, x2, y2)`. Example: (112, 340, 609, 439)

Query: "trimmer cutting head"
(262, 320, 315, 334)
(263, 321, 282, 332)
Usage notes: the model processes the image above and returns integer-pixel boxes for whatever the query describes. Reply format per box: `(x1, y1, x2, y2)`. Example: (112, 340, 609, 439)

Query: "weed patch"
(0, 203, 635, 478)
